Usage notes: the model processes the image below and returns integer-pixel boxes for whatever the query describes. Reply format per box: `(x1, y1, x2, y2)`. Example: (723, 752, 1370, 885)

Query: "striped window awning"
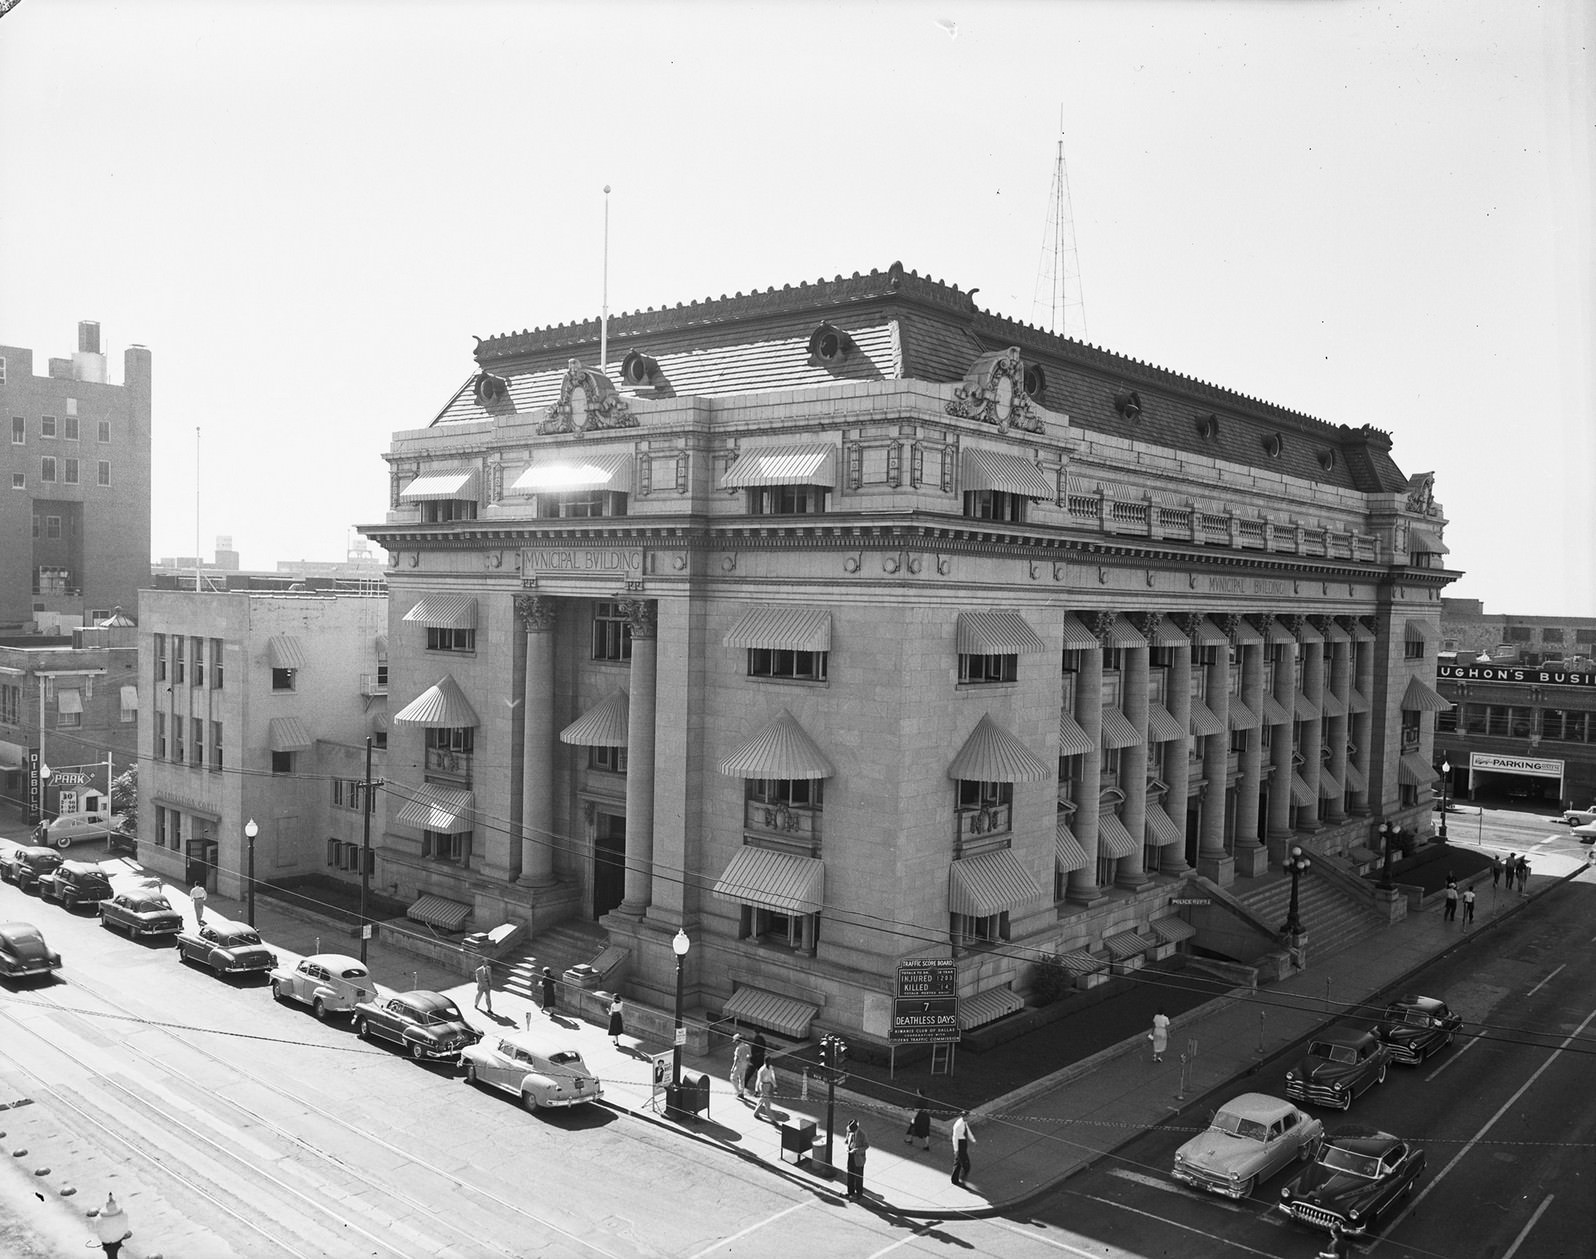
(1260, 693, 1294, 726)
(1398, 752, 1439, 787)
(1323, 619, 1351, 643)
(403, 594, 478, 630)
(1055, 948, 1107, 976)
(719, 710, 834, 779)
(1261, 619, 1297, 645)
(1405, 618, 1438, 642)
(1098, 812, 1140, 859)
(1343, 761, 1368, 793)
(1146, 703, 1185, 742)
(1189, 699, 1225, 737)
(949, 849, 1042, 917)
(1294, 693, 1321, 721)
(1227, 697, 1260, 731)
(1055, 820, 1089, 872)
(511, 452, 632, 494)
(1290, 774, 1316, 807)
(1190, 617, 1232, 646)
(1059, 614, 1100, 649)
(1349, 620, 1376, 642)
(560, 691, 629, 747)
(721, 444, 838, 488)
(394, 675, 480, 727)
(1410, 528, 1449, 554)
(1097, 615, 1148, 648)
(957, 610, 1047, 655)
(958, 985, 1024, 1032)
(56, 688, 83, 714)
(1318, 768, 1343, 798)
(1058, 711, 1094, 757)
(119, 685, 139, 711)
(712, 845, 825, 914)
(724, 606, 833, 653)
(1230, 618, 1265, 646)
(374, 634, 388, 661)
(370, 710, 389, 735)
(1104, 931, 1150, 961)
(961, 448, 1052, 499)
(400, 468, 479, 502)
(1100, 706, 1144, 749)
(722, 985, 820, 1039)
(268, 716, 313, 751)
(406, 893, 471, 932)
(1347, 687, 1371, 713)
(267, 635, 307, 669)
(1142, 616, 1191, 647)
(1319, 689, 1347, 718)
(395, 783, 474, 833)
(1151, 916, 1197, 945)
(947, 714, 1051, 782)
(1294, 620, 1325, 644)
(1401, 676, 1453, 712)
(1145, 803, 1184, 847)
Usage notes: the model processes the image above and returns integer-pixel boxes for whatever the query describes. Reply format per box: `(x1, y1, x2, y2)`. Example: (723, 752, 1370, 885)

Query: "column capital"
(1281, 613, 1310, 640)
(1171, 612, 1206, 641)
(619, 598, 657, 640)
(1088, 609, 1119, 645)
(1216, 613, 1245, 642)
(1308, 614, 1335, 639)
(515, 594, 559, 633)
(1127, 611, 1162, 641)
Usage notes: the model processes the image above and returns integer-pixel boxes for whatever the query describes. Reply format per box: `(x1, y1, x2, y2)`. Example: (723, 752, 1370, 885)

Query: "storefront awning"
(947, 714, 1051, 782)
(1410, 528, 1449, 554)
(1057, 711, 1094, 756)
(1401, 676, 1452, 712)
(1059, 614, 1100, 649)
(1055, 821, 1089, 872)
(960, 448, 1052, 499)
(949, 849, 1042, 917)
(394, 675, 479, 727)
(1190, 617, 1232, 646)
(721, 444, 838, 488)
(1318, 768, 1343, 798)
(957, 610, 1047, 655)
(511, 452, 632, 494)
(1260, 693, 1294, 726)
(403, 593, 478, 630)
(719, 710, 834, 779)
(395, 783, 474, 833)
(1145, 803, 1184, 847)
(958, 985, 1024, 1032)
(1105, 930, 1150, 961)
(1055, 948, 1107, 976)
(1398, 753, 1439, 787)
(712, 845, 825, 914)
(268, 716, 313, 751)
(400, 468, 479, 502)
(724, 606, 832, 653)
(1098, 812, 1140, 859)
(722, 986, 820, 1039)
(56, 689, 83, 714)
(1151, 915, 1196, 944)
(1099, 706, 1144, 749)
(406, 893, 471, 931)
(1145, 703, 1185, 742)
(1189, 699, 1225, 737)
(559, 691, 629, 747)
(267, 635, 307, 669)
(1290, 773, 1316, 806)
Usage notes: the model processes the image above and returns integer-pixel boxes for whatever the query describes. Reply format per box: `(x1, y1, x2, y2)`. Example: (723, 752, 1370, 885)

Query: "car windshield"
(1310, 1042, 1359, 1065)
(1211, 1110, 1269, 1141)
(549, 1050, 581, 1067)
(1321, 1147, 1379, 1177)
(133, 898, 173, 912)
(1403, 1009, 1431, 1027)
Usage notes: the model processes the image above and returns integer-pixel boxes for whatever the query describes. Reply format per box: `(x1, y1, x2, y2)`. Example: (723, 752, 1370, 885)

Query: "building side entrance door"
(593, 812, 626, 920)
(185, 839, 218, 892)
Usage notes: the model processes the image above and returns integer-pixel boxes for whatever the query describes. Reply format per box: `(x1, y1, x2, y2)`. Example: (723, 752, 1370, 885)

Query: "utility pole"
(358, 736, 382, 964)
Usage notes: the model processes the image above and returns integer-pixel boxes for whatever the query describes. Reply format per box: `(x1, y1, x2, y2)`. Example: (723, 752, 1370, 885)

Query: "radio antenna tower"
(1032, 112, 1087, 340)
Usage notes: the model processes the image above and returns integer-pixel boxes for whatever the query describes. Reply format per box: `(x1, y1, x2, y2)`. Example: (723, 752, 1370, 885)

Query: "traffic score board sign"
(892, 958, 959, 1044)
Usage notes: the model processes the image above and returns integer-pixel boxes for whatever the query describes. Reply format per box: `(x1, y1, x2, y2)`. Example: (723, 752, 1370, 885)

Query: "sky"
(1, 0, 1592, 614)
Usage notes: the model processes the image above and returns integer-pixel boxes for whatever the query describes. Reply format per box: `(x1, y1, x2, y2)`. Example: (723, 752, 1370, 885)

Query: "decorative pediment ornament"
(1405, 472, 1436, 514)
(514, 595, 559, 633)
(944, 346, 1044, 433)
(540, 359, 637, 436)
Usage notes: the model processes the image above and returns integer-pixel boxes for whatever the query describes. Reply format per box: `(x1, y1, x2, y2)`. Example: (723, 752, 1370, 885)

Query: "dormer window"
(807, 323, 852, 366)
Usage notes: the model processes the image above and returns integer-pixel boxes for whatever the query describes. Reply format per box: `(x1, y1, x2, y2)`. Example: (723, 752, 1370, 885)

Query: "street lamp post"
(244, 818, 259, 927)
(93, 1192, 130, 1257)
(37, 763, 52, 842)
(669, 928, 690, 1103)
(1281, 845, 1312, 936)
(1378, 820, 1395, 890)
(1438, 756, 1452, 842)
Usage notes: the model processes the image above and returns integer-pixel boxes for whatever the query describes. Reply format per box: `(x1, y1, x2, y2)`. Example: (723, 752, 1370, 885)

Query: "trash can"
(780, 1116, 816, 1166)
(667, 1071, 711, 1118)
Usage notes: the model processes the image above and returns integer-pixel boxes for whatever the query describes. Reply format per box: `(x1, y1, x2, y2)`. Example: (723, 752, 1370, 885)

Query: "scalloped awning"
(559, 691, 629, 747)
(719, 710, 834, 779)
(947, 714, 1051, 782)
(1401, 676, 1453, 712)
(394, 676, 479, 727)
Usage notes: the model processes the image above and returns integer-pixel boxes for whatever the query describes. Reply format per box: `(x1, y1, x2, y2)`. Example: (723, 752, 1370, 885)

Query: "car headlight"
(1174, 1152, 1186, 1164)
(1280, 1188, 1293, 1201)
(1332, 1082, 1345, 1091)
(1285, 1071, 1296, 1081)
(1228, 1171, 1240, 1181)
(1349, 1208, 1361, 1220)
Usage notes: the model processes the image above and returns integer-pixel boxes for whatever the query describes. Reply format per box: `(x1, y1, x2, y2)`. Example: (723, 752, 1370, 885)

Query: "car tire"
(465, 1063, 478, 1086)
(1298, 1139, 1317, 1162)
(355, 1018, 370, 1040)
(521, 1090, 539, 1114)
(55, 835, 71, 850)
(271, 980, 286, 1002)
(410, 1042, 426, 1062)
(210, 957, 225, 977)
(1376, 1064, 1388, 1087)
(312, 998, 327, 1021)
(1236, 1176, 1255, 1200)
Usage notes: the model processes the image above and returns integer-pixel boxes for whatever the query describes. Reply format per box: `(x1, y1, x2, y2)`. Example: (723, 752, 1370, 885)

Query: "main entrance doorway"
(593, 812, 626, 919)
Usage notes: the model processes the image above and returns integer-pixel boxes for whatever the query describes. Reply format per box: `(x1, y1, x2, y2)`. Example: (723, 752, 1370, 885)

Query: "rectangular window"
(172, 728, 184, 762)
(271, 667, 296, 691)
(43, 515, 61, 539)
(41, 456, 56, 482)
(57, 697, 81, 729)
(1541, 627, 1565, 644)
(747, 485, 826, 515)
(154, 633, 167, 682)
(423, 830, 471, 866)
(424, 626, 476, 653)
(191, 718, 204, 765)
(592, 601, 632, 662)
(171, 812, 182, 851)
(64, 416, 79, 441)
(589, 745, 628, 773)
(212, 720, 223, 769)
(536, 491, 628, 518)
(41, 415, 56, 438)
(951, 910, 1010, 948)
(65, 398, 76, 417)
(97, 420, 111, 443)
(211, 638, 224, 688)
(963, 490, 1028, 522)
(155, 806, 166, 850)
(739, 904, 817, 953)
(272, 750, 293, 775)
(190, 637, 204, 686)
(97, 461, 111, 486)
(172, 635, 185, 684)
(9, 474, 22, 490)
(119, 688, 136, 723)
(63, 458, 78, 484)
(10, 417, 22, 445)
(155, 712, 167, 758)
(958, 653, 1018, 684)
(1403, 636, 1425, 661)
(748, 648, 828, 681)
(419, 499, 477, 522)
(748, 778, 824, 810)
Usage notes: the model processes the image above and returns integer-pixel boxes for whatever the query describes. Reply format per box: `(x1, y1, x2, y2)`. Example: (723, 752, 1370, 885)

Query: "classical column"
(1293, 618, 1324, 833)
(1117, 632, 1150, 890)
(1067, 626, 1105, 905)
(515, 595, 559, 886)
(1232, 621, 1269, 877)
(1198, 619, 1233, 870)
(1322, 618, 1350, 823)
(1267, 631, 1298, 857)
(618, 599, 658, 917)
(1161, 624, 1193, 876)
(1351, 623, 1375, 816)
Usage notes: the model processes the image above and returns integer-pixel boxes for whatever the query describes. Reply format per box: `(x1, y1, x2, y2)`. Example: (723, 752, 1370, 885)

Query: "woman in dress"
(607, 995, 624, 1046)
(1150, 1007, 1170, 1063)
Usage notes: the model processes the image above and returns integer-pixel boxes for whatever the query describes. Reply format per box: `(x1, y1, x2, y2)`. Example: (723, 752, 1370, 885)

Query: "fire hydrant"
(94, 1192, 130, 1258)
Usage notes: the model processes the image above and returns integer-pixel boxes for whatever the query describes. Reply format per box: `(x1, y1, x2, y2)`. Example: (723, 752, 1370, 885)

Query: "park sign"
(891, 958, 959, 1044)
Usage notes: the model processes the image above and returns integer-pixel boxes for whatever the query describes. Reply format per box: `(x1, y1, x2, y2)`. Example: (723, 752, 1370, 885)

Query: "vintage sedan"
(0, 846, 64, 893)
(1284, 1026, 1391, 1111)
(99, 891, 185, 939)
(352, 990, 481, 1061)
(1560, 805, 1596, 826)
(270, 954, 374, 1020)
(175, 919, 278, 977)
(1572, 820, 1596, 844)
(1279, 1127, 1425, 1235)
(461, 1030, 604, 1112)
(0, 923, 62, 981)
(37, 861, 114, 912)
(1172, 1092, 1324, 1199)
(1375, 995, 1463, 1065)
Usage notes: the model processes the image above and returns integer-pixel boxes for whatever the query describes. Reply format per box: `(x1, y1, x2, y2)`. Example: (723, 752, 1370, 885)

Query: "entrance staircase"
(1228, 868, 1385, 963)
(496, 920, 610, 1002)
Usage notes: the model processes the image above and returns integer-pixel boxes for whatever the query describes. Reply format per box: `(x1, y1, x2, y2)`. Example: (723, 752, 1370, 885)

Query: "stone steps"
(1230, 870, 1383, 962)
(497, 921, 609, 999)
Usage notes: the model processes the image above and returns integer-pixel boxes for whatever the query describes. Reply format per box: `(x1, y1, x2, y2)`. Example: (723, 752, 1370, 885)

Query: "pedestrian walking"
(730, 1034, 751, 1101)
(904, 1088, 932, 1150)
(473, 959, 494, 1013)
(607, 995, 625, 1046)
(754, 1060, 777, 1121)
(1462, 886, 1476, 926)
(1149, 1007, 1170, 1062)
(1443, 877, 1458, 922)
(745, 1030, 768, 1095)
(540, 966, 557, 1015)
(190, 883, 207, 924)
(1516, 854, 1529, 893)
(1490, 855, 1502, 888)
(844, 1119, 871, 1199)
(950, 1111, 975, 1186)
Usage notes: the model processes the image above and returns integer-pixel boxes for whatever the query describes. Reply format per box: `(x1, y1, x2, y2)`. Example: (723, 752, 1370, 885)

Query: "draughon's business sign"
(1439, 664, 1596, 689)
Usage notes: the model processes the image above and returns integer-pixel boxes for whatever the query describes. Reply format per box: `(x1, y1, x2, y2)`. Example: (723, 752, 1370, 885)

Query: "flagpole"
(600, 184, 611, 370)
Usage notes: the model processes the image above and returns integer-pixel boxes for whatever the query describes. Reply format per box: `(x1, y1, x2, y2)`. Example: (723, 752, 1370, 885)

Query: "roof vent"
(473, 372, 509, 407)
(1113, 389, 1142, 420)
(1316, 448, 1337, 471)
(807, 322, 852, 367)
(1195, 412, 1220, 440)
(1022, 363, 1047, 401)
(1263, 432, 1284, 458)
(620, 351, 661, 387)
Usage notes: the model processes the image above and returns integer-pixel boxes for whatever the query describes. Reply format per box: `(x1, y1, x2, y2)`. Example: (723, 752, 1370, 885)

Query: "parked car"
(99, 891, 185, 939)
(1284, 1026, 1391, 1111)
(460, 1029, 605, 1112)
(1375, 995, 1463, 1065)
(35, 812, 129, 849)
(1171, 1092, 1324, 1199)
(1572, 820, 1596, 844)
(0, 922, 62, 982)
(0, 846, 64, 893)
(1559, 805, 1596, 826)
(36, 860, 114, 912)
(270, 954, 375, 1020)
(175, 919, 278, 977)
(1279, 1126, 1426, 1235)
(352, 990, 481, 1062)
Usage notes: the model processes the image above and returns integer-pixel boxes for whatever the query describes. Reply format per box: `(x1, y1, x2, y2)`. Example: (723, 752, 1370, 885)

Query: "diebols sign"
(522, 547, 643, 578)
(1439, 663, 1596, 689)
(892, 959, 959, 1044)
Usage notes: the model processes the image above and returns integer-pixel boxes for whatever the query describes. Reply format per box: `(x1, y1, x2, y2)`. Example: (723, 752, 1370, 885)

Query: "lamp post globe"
(1439, 758, 1451, 841)
(1282, 845, 1312, 936)
(37, 763, 52, 841)
(670, 929, 690, 1097)
(244, 818, 259, 927)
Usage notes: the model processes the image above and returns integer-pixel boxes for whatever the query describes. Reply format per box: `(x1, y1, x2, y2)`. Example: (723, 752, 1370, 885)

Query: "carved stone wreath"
(540, 359, 638, 436)
(944, 346, 1044, 433)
